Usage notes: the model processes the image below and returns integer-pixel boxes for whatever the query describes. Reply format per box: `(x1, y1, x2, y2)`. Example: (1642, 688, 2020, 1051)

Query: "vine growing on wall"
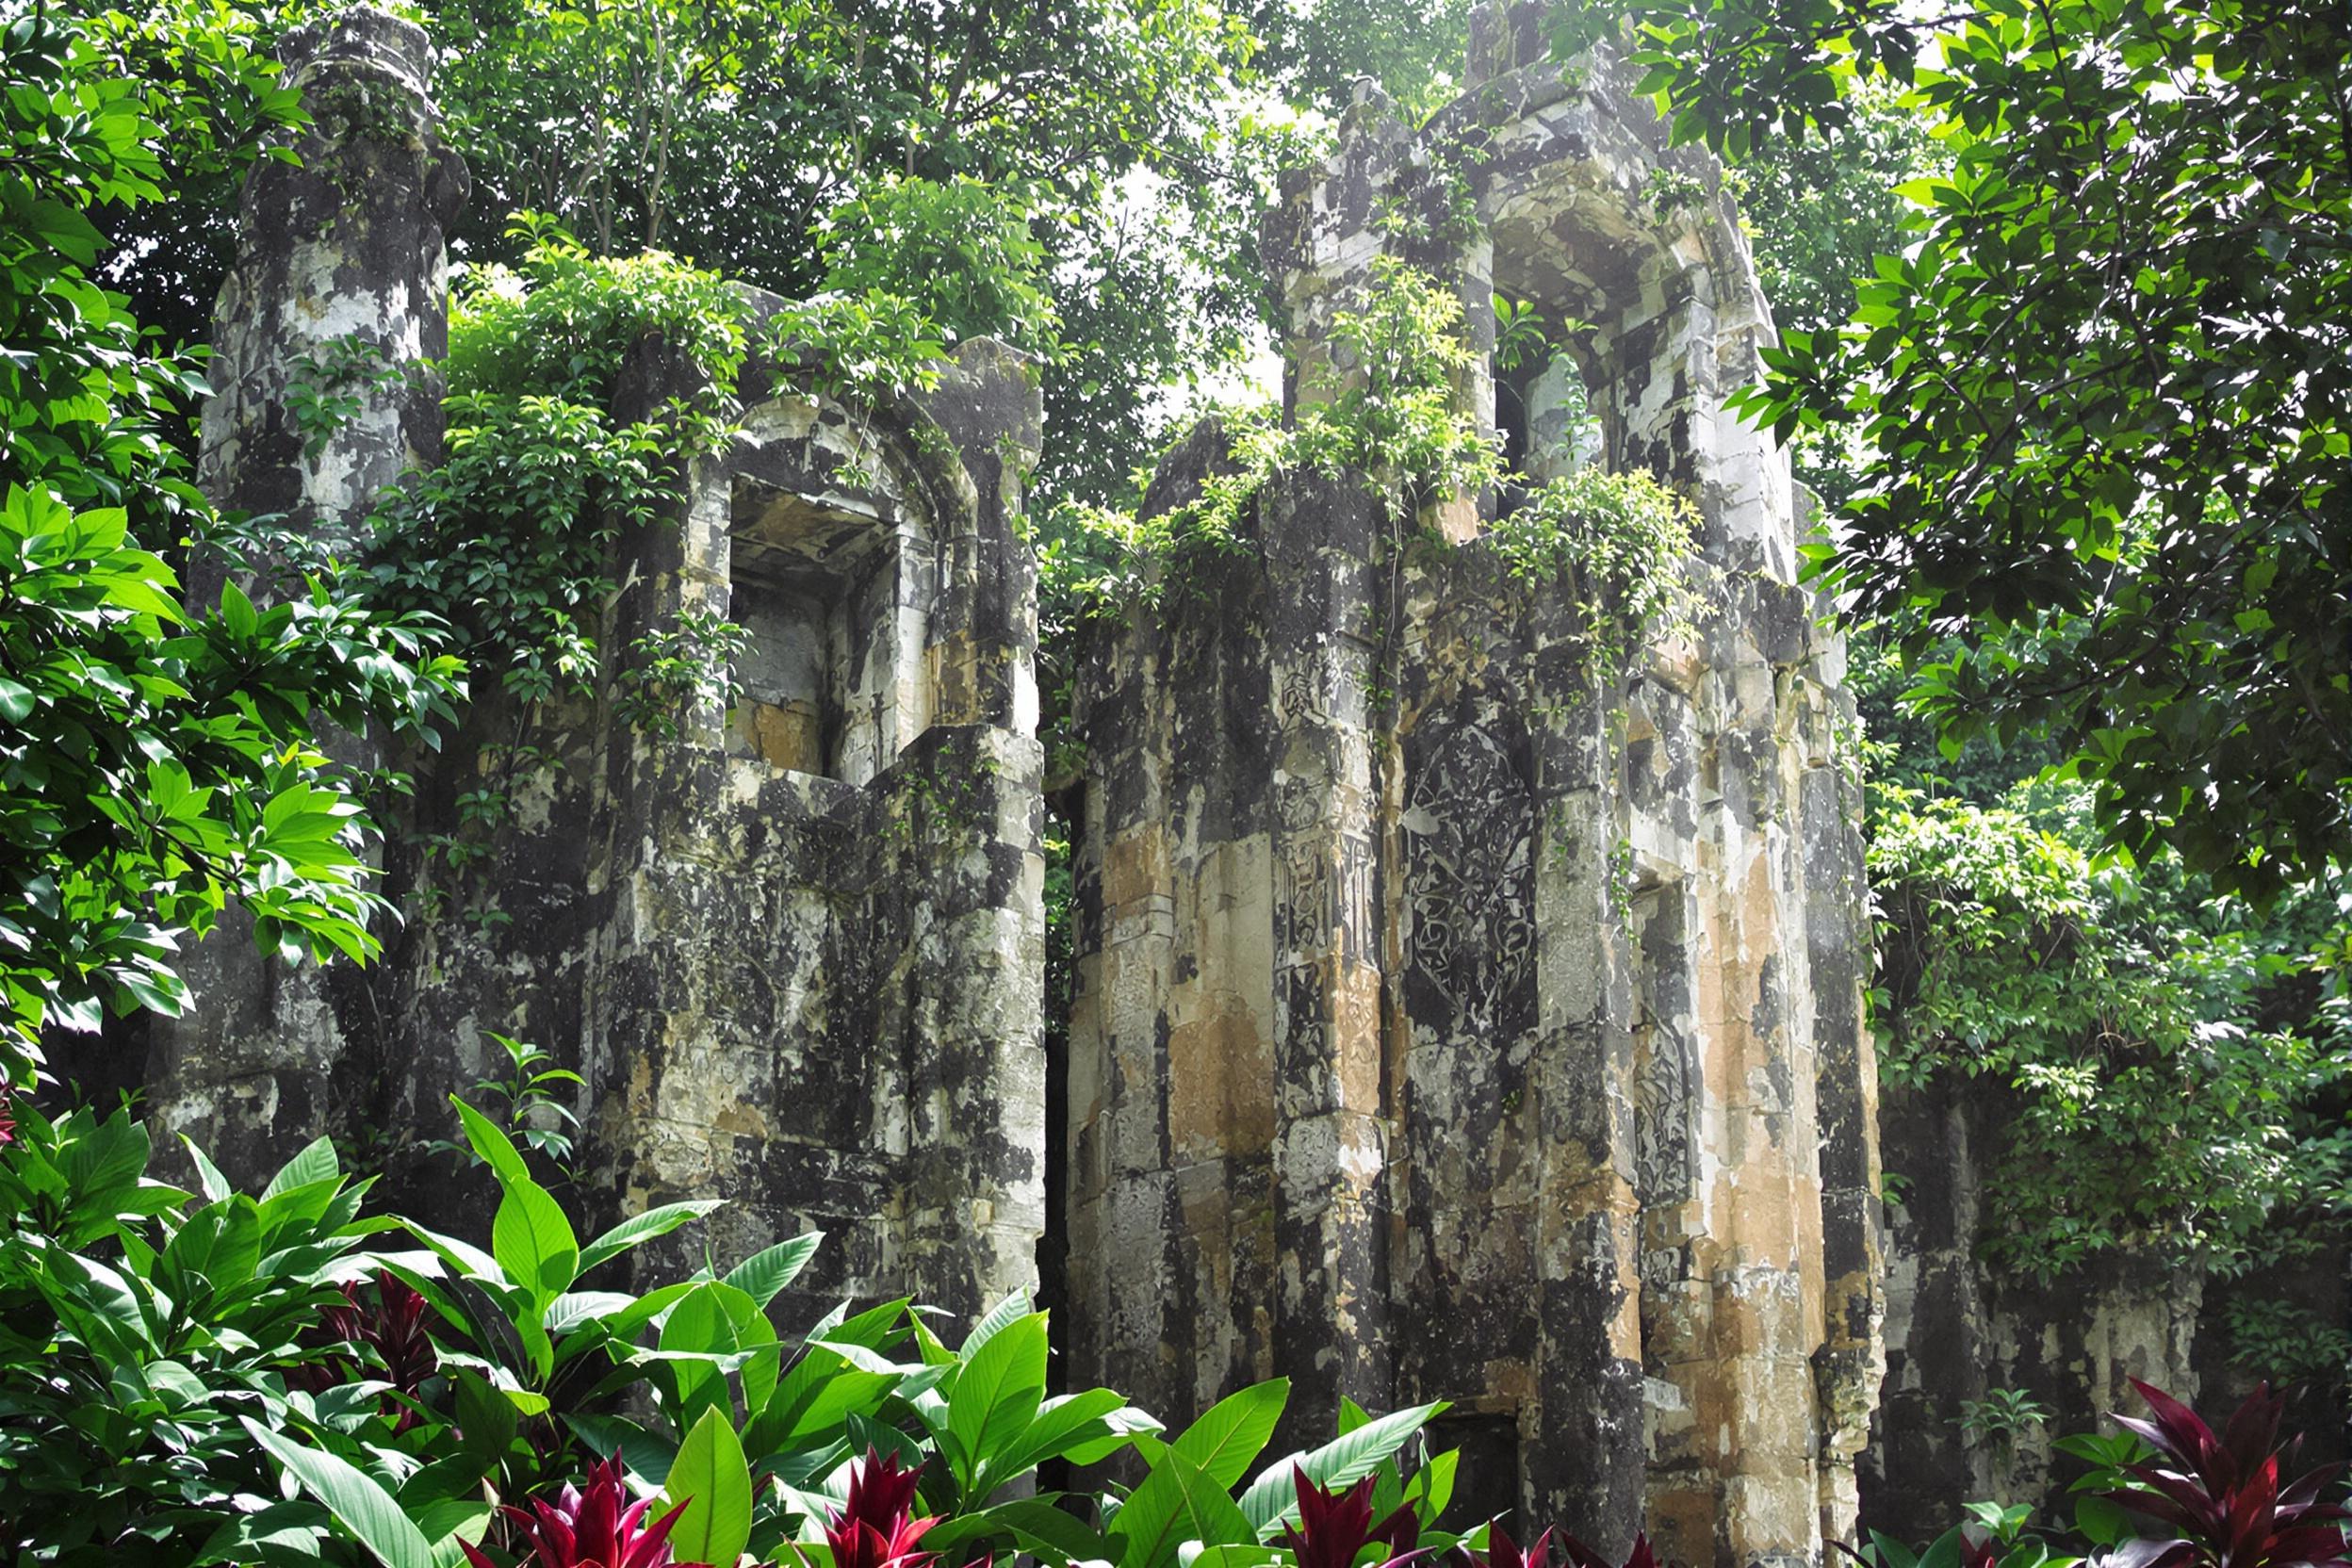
(1039, 254, 1697, 692)
(365, 220, 750, 713)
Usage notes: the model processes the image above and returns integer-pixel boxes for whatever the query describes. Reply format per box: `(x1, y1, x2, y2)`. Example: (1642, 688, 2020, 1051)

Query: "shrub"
(0, 1088, 1476, 1568)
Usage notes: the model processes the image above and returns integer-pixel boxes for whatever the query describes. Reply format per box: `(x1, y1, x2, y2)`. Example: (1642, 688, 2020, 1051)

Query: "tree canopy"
(0, 6, 461, 1088)
(1560, 0, 2350, 900)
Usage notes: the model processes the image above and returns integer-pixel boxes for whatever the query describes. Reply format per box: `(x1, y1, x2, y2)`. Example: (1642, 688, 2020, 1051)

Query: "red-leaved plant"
(1282, 1469, 1425, 1568)
(2103, 1379, 2352, 1568)
(1467, 1527, 1560, 1568)
(292, 1270, 439, 1430)
(460, 1452, 690, 1568)
(825, 1448, 942, 1568)
(1560, 1529, 1660, 1568)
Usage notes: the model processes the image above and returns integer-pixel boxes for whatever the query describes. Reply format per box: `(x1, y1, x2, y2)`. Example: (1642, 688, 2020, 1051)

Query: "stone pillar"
(147, 6, 465, 1186)
(1263, 470, 1395, 1449)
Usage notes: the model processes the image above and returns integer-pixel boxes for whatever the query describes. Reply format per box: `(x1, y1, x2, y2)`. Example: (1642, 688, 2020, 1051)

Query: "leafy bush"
(0, 1089, 1478, 1568)
(1870, 780, 2352, 1279)
(0, 9, 464, 1089)
(366, 224, 746, 712)
(815, 177, 1059, 357)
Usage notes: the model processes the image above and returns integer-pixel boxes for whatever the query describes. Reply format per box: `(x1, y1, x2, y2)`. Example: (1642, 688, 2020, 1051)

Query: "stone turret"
(147, 6, 466, 1179)
(1062, 8, 1882, 1560)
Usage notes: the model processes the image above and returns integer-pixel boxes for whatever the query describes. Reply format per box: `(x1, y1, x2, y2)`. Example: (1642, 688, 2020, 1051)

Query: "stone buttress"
(138, 8, 1049, 1328)
(1063, 7, 1884, 1561)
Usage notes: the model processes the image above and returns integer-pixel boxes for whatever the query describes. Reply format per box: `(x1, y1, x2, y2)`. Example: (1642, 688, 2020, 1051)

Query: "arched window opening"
(726, 473, 933, 787)
(1493, 291, 1604, 510)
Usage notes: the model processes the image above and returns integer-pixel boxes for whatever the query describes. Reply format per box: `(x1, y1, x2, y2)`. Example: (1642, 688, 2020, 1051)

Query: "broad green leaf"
(722, 1233, 824, 1306)
(1869, 1532, 1919, 1568)
(988, 1386, 1131, 1478)
(961, 1288, 1034, 1355)
(491, 1178, 579, 1301)
(1164, 1449, 1260, 1551)
(1235, 1401, 1447, 1538)
(950, 1310, 1050, 1488)
(657, 1282, 774, 1430)
(450, 1095, 532, 1186)
(1112, 1380, 1288, 1568)
(182, 1137, 234, 1203)
(244, 1420, 433, 1568)
(662, 1406, 754, 1568)
(579, 1200, 725, 1274)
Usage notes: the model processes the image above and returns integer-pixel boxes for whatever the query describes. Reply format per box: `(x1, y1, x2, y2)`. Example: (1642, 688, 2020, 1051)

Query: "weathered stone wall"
(145, 3, 1893, 1547)
(1865, 1077, 2348, 1543)
(137, 7, 1050, 1328)
(1064, 9, 1882, 1564)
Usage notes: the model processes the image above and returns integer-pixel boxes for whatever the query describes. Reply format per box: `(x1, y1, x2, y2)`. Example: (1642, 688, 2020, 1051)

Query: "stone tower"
(1060, 7, 1883, 1563)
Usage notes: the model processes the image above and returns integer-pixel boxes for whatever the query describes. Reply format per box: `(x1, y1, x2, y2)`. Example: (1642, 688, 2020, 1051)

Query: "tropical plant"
(2101, 1380, 2352, 1568)
(1279, 1469, 1424, 1568)
(0, 7, 465, 1089)
(462, 1452, 689, 1568)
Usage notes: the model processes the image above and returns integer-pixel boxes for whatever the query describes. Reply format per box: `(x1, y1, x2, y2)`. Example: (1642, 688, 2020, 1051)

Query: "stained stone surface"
(1864, 1078, 2349, 1541)
(139, 7, 1050, 1329)
(144, 5, 466, 1184)
(1063, 8, 1882, 1563)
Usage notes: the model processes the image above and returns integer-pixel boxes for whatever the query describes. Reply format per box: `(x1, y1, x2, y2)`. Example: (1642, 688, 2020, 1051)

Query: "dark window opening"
(727, 478, 928, 786)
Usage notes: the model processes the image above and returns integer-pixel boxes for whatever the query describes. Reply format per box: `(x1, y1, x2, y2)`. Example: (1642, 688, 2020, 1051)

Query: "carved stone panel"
(1401, 716, 1537, 1044)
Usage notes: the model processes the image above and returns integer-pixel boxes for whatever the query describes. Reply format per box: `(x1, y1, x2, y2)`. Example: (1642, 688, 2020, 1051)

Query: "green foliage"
(1955, 1388, 2050, 1452)
(758, 289, 949, 411)
(0, 1108, 393, 1566)
(1581, 0, 2352, 898)
(0, 8, 463, 1089)
(1239, 0, 1473, 120)
(1485, 464, 1699, 680)
(427, 1033, 587, 1173)
(443, 229, 746, 402)
(368, 226, 743, 710)
(1869, 779, 2352, 1278)
(0, 1090, 1472, 1568)
(614, 609, 753, 741)
(1724, 82, 1943, 509)
(817, 177, 1059, 355)
(1291, 255, 1502, 514)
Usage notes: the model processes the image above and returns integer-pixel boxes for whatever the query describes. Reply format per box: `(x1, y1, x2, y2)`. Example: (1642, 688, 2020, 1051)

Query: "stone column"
(146, 6, 465, 1188)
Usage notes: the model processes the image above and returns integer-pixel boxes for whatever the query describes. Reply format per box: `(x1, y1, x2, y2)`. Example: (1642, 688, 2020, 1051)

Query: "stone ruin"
(112, 4, 1900, 1563)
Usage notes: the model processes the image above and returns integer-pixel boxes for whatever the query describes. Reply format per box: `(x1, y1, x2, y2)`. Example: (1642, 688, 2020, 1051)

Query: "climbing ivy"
(1485, 464, 1697, 680)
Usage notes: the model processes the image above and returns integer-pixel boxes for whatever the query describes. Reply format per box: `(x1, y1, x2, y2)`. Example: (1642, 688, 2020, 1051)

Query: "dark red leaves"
(460, 1452, 690, 1568)
(825, 1447, 940, 1568)
(291, 1270, 440, 1429)
(1281, 1469, 1425, 1568)
(1559, 1528, 1662, 1568)
(2103, 1380, 2350, 1568)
